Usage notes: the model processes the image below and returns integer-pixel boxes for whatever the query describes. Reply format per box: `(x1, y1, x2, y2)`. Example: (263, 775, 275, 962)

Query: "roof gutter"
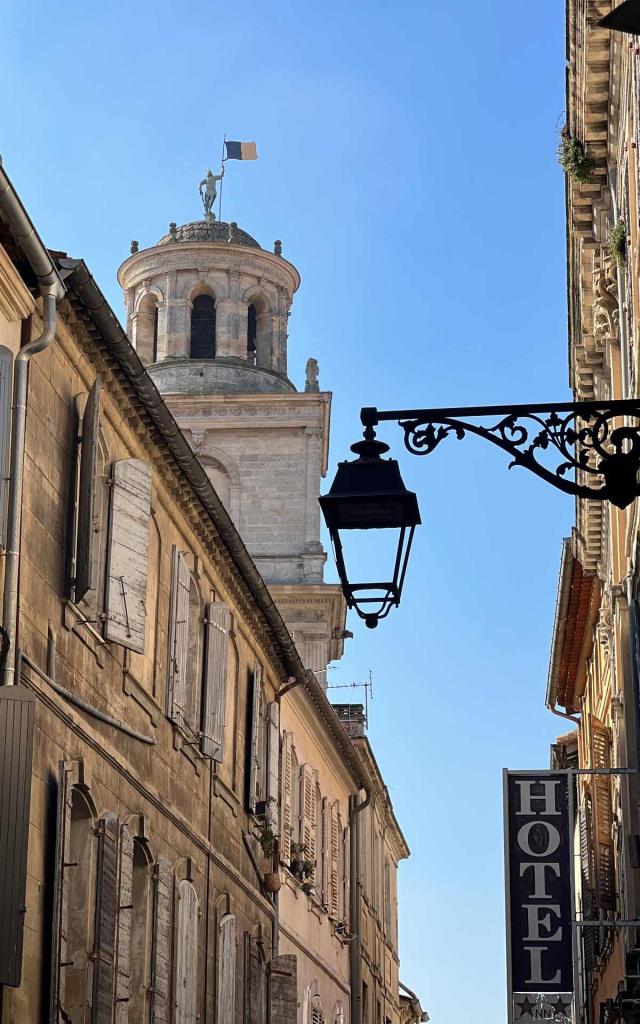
(546, 537, 581, 723)
(65, 261, 370, 789)
(0, 161, 65, 685)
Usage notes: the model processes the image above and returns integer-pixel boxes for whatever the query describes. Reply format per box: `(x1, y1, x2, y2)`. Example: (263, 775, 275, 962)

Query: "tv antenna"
(327, 670, 373, 728)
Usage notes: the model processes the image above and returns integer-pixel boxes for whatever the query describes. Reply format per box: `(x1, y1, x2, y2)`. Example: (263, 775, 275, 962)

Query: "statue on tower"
(199, 168, 223, 221)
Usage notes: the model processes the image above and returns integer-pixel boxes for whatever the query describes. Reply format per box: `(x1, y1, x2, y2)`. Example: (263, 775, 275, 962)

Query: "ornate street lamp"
(599, 0, 640, 34)
(320, 399, 640, 627)
(318, 426, 420, 629)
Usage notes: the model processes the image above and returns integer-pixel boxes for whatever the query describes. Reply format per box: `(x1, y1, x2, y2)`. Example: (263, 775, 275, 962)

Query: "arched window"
(216, 912, 236, 1022)
(135, 293, 160, 365)
(247, 304, 257, 363)
(311, 995, 325, 1024)
(190, 295, 216, 359)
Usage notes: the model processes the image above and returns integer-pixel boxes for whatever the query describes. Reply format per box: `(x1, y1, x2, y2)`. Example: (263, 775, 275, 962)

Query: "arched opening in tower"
(247, 303, 257, 364)
(190, 294, 216, 358)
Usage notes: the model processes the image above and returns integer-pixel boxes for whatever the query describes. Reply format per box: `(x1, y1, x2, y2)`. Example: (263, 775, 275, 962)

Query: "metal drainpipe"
(350, 786, 372, 1024)
(2, 287, 57, 685)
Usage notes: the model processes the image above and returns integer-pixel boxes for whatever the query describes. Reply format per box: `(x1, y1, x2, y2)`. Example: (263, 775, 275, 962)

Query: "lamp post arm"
(360, 399, 640, 510)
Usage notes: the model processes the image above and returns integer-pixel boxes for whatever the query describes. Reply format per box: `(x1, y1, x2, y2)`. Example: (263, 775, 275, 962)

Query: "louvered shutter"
(216, 913, 236, 1023)
(0, 347, 12, 549)
(75, 378, 101, 602)
(321, 798, 330, 903)
(167, 547, 190, 726)
(115, 827, 134, 1023)
(104, 459, 152, 652)
(267, 702, 280, 833)
(202, 602, 231, 760)
(301, 765, 317, 879)
(175, 880, 198, 1024)
(591, 717, 616, 909)
(342, 826, 350, 926)
(151, 860, 173, 1024)
(269, 954, 297, 1024)
(330, 804, 340, 919)
(246, 933, 266, 1024)
(280, 732, 293, 863)
(247, 664, 262, 813)
(92, 813, 119, 1024)
(50, 762, 73, 1023)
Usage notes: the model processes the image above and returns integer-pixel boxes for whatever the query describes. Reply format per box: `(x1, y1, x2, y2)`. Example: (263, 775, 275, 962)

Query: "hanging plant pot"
(264, 870, 282, 894)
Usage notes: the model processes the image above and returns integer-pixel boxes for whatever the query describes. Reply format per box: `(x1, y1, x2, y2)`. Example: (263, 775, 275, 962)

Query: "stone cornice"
(118, 240, 300, 295)
(352, 736, 410, 861)
(167, 391, 332, 475)
(0, 243, 36, 321)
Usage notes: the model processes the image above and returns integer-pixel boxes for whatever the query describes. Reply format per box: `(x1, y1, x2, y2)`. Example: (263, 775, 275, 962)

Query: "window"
(190, 294, 216, 358)
(311, 996, 325, 1024)
(247, 303, 257, 362)
(217, 913, 236, 1023)
(329, 803, 341, 919)
(384, 858, 392, 937)
(0, 345, 12, 548)
(71, 380, 152, 654)
(300, 765, 318, 882)
(134, 293, 160, 365)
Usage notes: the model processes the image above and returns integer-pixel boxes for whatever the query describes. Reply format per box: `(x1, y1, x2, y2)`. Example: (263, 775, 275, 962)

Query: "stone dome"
(157, 219, 261, 249)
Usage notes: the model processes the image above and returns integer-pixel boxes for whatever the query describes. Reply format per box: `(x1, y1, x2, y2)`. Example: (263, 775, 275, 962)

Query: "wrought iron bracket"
(361, 399, 640, 509)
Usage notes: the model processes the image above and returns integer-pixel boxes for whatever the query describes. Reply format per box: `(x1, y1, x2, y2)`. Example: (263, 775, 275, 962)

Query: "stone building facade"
(0, 166, 425, 1024)
(545, 2, 640, 1021)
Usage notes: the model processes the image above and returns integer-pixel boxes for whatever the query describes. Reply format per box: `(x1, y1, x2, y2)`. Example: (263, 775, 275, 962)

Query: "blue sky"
(2, 1, 571, 1019)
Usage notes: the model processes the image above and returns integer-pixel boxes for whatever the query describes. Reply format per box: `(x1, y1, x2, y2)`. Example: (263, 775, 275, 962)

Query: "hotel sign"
(504, 771, 574, 1023)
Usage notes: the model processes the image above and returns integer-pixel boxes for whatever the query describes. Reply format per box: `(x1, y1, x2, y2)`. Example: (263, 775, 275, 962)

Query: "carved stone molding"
(592, 258, 619, 346)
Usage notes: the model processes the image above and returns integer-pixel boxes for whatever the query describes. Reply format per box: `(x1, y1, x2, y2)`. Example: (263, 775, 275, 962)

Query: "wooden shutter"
(342, 825, 350, 926)
(246, 933, 266, 1024)
(202, 602, 231, 760)
(50, 762, 73, 1022)
(590, 717, 616, 909)
(280, 732, 293, 864)
(75, 378, 101, 602)
(104, 459, 152, 652)
(329, 803, 340, 919)
(175, 880, 198, 1024)
(216, 913, 236, 1024)
(269, 953, 297, 1024)
(321, 798, 330, 903)
(92, 812, 119, 1024)
(247, 664, 262, 813)
(167, 546, 190, 726)
(115, 826, 134, 1023)
(301, 765, 317, 878)
(0, 347, 12, 548)
(151, 860, 173, 1024)
(0, 688, 35, 987)
(267, 701, 280, 833)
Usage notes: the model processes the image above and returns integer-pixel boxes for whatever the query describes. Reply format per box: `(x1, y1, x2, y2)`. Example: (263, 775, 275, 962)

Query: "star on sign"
(551, 995, 572, 1017)
(515, 995, 536, 1018)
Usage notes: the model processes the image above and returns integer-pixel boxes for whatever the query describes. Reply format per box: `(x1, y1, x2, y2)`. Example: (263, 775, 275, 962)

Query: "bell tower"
(117, 190, 347, 681)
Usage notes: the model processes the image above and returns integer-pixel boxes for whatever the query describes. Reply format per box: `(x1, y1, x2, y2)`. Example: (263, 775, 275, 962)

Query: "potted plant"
(608, 220, 627, 267)
(557, 127, 596, 184)
(258, 825, 281, 893)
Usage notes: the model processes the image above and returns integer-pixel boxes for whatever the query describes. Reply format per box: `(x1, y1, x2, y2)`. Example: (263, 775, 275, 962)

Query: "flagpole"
(218, 133, 226, 222)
